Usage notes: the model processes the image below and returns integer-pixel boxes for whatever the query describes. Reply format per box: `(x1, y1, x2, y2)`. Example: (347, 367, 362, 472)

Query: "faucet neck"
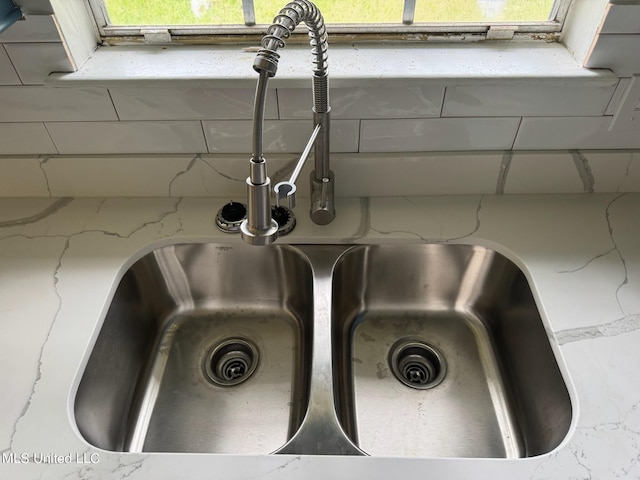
(251, 1, 329, 168)
(253, 0, 329, 81)
(251, 69, 270, 165)
(242, 1, 334, 246)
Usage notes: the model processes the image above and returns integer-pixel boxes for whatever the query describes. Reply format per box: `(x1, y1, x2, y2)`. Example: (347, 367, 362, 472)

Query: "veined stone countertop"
(0, 194, 638, 479)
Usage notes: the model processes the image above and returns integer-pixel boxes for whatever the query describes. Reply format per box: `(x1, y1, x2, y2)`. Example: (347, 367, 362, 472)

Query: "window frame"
(87, 0, 574, 45)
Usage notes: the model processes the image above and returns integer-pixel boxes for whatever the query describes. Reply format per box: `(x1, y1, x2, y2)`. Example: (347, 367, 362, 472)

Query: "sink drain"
(204, 338, 259, 387)
(389, 340, 446, 390)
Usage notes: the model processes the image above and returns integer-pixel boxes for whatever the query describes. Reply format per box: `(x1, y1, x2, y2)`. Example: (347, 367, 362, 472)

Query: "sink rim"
(70, 240, 579, 459)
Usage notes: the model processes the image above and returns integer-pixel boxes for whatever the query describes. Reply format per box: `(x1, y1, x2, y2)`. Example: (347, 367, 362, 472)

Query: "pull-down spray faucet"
(240, 0, 335, 245)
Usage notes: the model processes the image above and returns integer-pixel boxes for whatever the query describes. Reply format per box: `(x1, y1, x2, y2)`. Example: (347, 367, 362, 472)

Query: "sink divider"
(275, 245, 364, 456)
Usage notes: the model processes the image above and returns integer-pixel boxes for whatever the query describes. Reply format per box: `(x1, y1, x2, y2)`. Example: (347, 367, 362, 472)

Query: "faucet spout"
(240, 69, 279, 246)
(241, 0, 335, 245)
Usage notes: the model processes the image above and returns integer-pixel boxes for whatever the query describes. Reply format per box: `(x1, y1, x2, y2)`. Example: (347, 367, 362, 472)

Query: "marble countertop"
(0, 194, 638, 479)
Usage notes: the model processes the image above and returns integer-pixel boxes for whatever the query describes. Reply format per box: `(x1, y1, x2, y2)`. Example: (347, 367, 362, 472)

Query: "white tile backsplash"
(11, 1, 54, 15)
(1, 15, 640, 197)
(600, 5, 640, 34)
(504, 153, 584, 194)
(0, 15, 61, 43)
(0, 87, 118, 122)
(4, 43, 73, 85)
(0, 46, 21, 85)
(46, 121, 208, 154)
(585, 151, 640, 193)
(605, 78, 632, 116)
(333, 152, 503, 196)
(514, 117, 640, 150)
(360, 118, 520, 152)
(278, 87, 445, 119)
(585, 34, 640, 77)
(0, 157, 50, 196)
(0, 123, 57, 154)
(109, 88, 278, 121)
(166, 154, 298, 197)
(202, 120, 359, 153)
(40, 155, 196, 196)
(442, 85, 615, 117)
(1, 150, 639, 198)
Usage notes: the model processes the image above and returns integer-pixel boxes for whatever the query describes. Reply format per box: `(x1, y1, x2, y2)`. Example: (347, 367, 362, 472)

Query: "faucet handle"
(274, 181, 297, 209)
(273, 123, 322, 210)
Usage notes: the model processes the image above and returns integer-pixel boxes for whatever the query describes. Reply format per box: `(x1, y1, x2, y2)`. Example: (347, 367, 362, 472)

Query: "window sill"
(47, 42, 618, 89)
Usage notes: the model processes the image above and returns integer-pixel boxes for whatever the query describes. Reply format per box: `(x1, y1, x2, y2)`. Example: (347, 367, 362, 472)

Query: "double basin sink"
(74, 243, 572, 458)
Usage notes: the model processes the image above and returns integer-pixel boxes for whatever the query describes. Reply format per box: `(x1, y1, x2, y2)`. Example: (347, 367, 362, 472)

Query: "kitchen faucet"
(240, 0, 334, 245)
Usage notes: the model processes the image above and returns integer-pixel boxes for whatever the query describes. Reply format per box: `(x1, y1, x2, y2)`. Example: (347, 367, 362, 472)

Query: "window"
(88, 0, 574, 44)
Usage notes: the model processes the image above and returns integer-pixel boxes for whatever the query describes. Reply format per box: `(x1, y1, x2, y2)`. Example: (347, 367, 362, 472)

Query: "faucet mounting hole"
(272, 205, 296, 236)
(215, 201, 247, 233)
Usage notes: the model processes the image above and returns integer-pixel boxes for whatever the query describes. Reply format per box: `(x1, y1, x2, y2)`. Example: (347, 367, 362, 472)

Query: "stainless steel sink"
(74, 243, 572, 458)
(332, 244, 572, 458)
(75, 243, 313, 454)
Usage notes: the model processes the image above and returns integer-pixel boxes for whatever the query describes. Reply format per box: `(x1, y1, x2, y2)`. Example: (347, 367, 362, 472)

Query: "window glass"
(103, 0, 557, 26)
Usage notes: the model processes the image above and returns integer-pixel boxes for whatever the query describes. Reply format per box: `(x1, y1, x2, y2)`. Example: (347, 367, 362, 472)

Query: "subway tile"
(0, 157, 50, 196)
(4, 43, 73, 85)
(0, 15, 61, 42)
(514, 117, 640, 150)
(0, 86, 118, 122)
(46, 121, 208, 154)
(442, 85, 615, 117)
(40, 156, 197, 196)
(504, 152, 584, 194)
(202, 119, 359, 153)
(360, 118, 520, 152)
(0, 47, 21, 85)
(12, 0, 54, 15)
(333, 152, 502, 196)
(584, 151, 640, 193)
(34, 154, 309, 198)
(278, 86, 445, 119)
(600, 5, 640, 34)
(167, 154, 298, 198)
(585, 34, 640, 76)
(0, 123, 57, 154)
(605, 78, 632, 116)
(109, 87, 278, 120)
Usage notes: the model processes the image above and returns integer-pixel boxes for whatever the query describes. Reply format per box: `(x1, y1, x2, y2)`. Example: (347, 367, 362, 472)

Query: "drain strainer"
(389, 340, 446, 390)
(204, 338, 259, 387)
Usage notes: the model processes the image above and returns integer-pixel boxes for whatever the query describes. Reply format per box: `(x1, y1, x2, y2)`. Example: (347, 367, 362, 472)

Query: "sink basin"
(331, 244, 572, 458)
(75, 243, 313, 454)
(74, 242, 571, 458)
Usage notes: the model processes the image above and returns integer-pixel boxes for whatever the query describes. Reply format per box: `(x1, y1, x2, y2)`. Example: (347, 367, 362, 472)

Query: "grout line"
(439, 87, 447, 118)
(604, 77, 631, 116)
(604, 78, 621, 116)
(509, 116, 523, 150)
(199, 120, 210, 153)
(42, 122, 60, 155)
(2, 44, 24, 85)
(106, 89, 121, 121)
